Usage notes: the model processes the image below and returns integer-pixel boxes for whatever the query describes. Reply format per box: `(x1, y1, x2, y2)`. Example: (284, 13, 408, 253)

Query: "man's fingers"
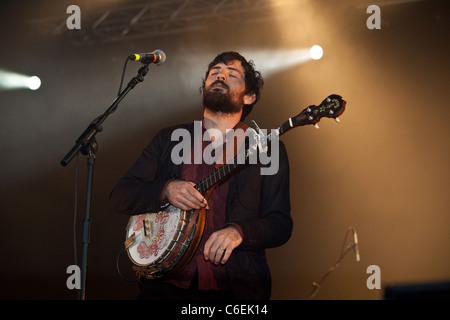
(165, 180, 207, 210)
(205, 242, 227, 265)
(214, 246, 226, 265)
(203, 226, 242, 265)
(220, 247, 232, 265)
(203, 233, 221, 263)
(184, 182, 208, 209)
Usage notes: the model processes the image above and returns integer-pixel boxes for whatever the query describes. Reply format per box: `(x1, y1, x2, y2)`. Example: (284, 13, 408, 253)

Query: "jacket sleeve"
(109, 128, 176, 215)
(231, 141, 293, 250)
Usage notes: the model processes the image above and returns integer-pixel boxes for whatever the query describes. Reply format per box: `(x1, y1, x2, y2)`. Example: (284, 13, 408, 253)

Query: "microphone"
(352, 228, 360, 262)
(128, 49, 166, 65)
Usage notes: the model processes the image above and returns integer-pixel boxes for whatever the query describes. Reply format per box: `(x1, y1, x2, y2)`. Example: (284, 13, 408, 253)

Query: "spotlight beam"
(0, 69, 41, 91)
(240, 48, 314, 77)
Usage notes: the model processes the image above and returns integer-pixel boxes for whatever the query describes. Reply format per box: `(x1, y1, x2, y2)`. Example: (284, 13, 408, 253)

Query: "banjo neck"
(194, 128, 278, 194)
(194, 94, 346, 194)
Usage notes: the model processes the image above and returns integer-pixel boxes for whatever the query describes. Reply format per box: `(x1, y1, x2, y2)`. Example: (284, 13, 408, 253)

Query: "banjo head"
(125, 205, 188, 267)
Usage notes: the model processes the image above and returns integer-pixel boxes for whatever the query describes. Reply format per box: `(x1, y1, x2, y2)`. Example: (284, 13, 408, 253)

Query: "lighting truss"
(27, 0, 306, 45)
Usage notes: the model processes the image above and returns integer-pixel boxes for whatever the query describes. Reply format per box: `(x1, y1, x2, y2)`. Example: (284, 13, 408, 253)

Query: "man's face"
(202, 60, 248, 114)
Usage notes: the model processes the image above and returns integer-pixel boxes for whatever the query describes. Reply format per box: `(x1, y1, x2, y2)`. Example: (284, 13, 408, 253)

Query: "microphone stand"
(306, 227, 360, 300)
(60, 64, 149, 300)
(306, 243, 354, 300)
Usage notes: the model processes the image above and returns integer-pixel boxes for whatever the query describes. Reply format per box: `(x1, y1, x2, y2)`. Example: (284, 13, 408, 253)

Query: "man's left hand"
(203, 226, 243, 265)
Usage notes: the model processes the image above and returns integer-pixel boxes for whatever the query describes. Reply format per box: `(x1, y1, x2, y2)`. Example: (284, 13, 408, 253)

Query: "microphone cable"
(72, 153, 79, 266)
(116, 245, 137, 283)
(117, 57, 129, 96)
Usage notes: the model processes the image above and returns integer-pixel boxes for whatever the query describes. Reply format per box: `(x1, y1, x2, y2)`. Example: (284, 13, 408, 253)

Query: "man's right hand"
(162, 180, 208, 211)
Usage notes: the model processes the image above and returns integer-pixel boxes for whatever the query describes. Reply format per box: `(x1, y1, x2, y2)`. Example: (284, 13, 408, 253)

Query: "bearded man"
(109, 51, 292, 300)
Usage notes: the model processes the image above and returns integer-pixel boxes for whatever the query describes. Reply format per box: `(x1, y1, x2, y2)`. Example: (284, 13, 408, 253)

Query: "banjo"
(124, 94, 346, 279)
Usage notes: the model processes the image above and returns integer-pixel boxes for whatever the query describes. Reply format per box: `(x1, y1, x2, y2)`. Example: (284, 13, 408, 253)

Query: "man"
(109, 51, 292, 300)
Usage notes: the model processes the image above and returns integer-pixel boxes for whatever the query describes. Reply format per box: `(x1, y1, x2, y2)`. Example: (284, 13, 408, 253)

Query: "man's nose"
(216, 73, 225, 81)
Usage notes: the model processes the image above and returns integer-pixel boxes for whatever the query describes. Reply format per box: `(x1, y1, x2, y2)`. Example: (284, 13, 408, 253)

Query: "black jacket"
(109, 122, 293, 299)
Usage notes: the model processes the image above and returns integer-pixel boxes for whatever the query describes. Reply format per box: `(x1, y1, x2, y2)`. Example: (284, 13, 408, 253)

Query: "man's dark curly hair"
(201, 51, 264, 121)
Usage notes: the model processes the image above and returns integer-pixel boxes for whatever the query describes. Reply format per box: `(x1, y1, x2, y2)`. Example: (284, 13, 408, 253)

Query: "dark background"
(0, 0, 448, 300)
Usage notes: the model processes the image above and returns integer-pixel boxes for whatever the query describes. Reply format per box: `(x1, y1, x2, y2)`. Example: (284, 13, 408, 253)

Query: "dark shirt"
(167, 123, 231, 290)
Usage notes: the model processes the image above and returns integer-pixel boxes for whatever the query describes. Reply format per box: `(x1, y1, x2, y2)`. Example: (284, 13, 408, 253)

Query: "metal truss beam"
(27, 0, 306, 45)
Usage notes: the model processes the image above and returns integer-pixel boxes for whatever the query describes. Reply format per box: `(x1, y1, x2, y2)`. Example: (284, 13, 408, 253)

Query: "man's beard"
(202, 83, 243, 115)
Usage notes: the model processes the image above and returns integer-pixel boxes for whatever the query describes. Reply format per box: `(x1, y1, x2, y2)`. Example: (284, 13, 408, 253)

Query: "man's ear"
(243, 93, 256, 105)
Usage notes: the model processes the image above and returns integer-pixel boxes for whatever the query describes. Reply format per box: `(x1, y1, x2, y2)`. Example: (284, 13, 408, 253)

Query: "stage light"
(26, 76, 41, 90)
(0, 69, 42, 91)
(310, 45, 323, 60)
